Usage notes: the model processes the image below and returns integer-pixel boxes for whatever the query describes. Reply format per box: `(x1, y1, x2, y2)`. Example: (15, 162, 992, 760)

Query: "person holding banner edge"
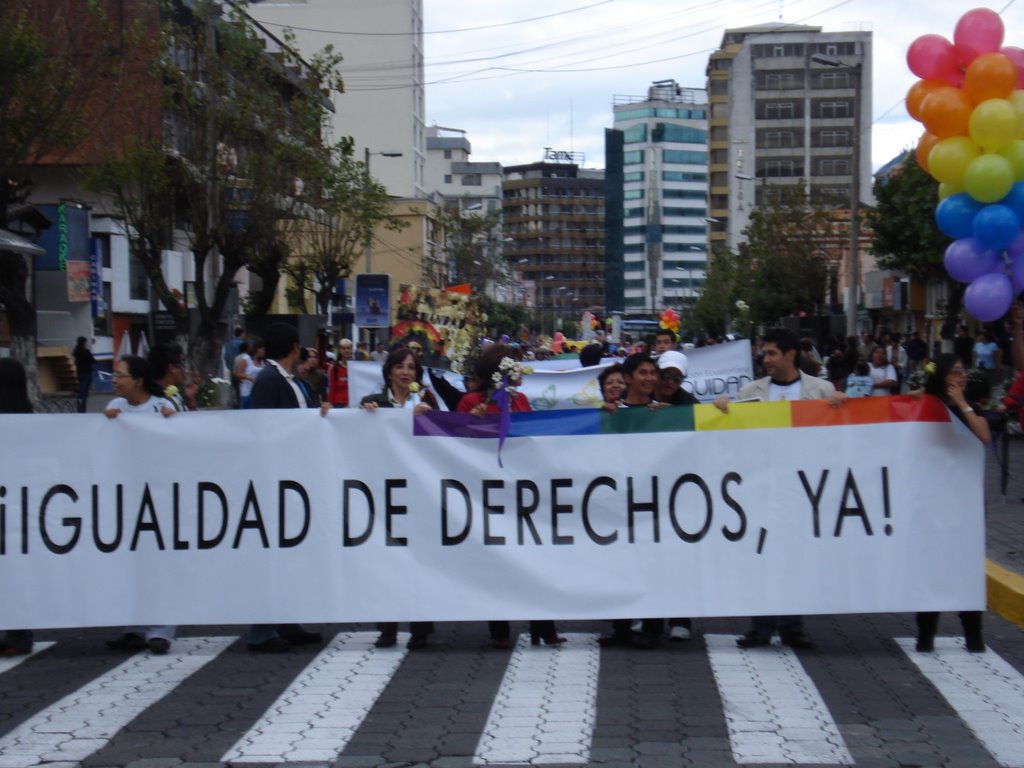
(914, 353, 990, 653)
(714, 328, 846, 650)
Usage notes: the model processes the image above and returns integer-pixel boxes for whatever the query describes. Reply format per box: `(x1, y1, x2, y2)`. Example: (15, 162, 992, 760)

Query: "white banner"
(349, 340, 754, 410)
(0, 403, 984, 629)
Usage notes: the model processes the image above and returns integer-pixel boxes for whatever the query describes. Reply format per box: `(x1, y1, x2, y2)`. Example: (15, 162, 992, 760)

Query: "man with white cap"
(655, 350, 698, 406)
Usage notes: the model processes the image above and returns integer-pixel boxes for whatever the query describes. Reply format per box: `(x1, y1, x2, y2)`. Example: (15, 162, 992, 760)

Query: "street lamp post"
(810, 54, 863, 338)
(363, 148, 403, 273)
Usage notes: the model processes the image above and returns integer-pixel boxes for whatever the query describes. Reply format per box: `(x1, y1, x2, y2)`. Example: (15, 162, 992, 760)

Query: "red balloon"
(954, 8, 1005, 67)
(907, 34, 961, 82)
(1001, 46, 1024, 89)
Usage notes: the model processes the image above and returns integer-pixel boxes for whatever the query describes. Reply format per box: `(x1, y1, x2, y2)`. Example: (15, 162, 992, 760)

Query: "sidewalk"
(985, 432, 1024, 627)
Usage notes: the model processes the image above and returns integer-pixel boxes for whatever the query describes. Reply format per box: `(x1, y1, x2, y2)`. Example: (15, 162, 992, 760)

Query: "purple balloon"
(1009, 229, 1024, 259)
(965, 272, 1014, 322)
(944, 237, 998, 283)
(1011, 251, 1024, 293)
(973, 204, 1022, 251)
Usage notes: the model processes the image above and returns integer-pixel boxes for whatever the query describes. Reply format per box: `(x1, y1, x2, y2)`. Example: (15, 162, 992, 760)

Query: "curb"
(986, 559, 1024, 629)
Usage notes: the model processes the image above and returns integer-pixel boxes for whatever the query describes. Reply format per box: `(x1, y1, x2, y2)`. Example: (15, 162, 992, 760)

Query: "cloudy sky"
(402, 0, 1021, 172)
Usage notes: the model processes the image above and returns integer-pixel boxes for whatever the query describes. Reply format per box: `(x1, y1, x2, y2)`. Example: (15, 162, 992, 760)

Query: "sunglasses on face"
(659, 371, 683, 383)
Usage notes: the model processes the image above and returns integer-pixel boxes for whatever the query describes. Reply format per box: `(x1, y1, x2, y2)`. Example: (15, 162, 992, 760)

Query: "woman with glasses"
(915, 353, 991, 653)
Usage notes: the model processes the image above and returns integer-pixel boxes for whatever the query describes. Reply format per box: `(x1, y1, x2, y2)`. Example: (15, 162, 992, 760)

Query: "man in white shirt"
(714, 328, 845, 650)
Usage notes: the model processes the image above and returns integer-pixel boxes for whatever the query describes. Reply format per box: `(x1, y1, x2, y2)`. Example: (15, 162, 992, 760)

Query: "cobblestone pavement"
(4, 399, 1020, 768)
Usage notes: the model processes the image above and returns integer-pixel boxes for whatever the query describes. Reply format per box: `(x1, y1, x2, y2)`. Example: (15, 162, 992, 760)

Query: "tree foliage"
(86, 0, 344, 370)
(280, 137, 406, 317)
(438, 206, 503, 290)
(867, 154, 962, 337)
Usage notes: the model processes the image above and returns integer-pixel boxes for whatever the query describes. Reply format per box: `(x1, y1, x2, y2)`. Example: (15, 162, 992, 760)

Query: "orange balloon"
(920, 87, 974, 138)
(916, 131, 941, 171)
(964, 52, 1017, 104)
(906, 79, 947, 121)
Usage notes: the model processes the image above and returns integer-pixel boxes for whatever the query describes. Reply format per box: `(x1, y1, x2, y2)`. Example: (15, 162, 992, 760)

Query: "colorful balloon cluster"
(907, 8, 1024, 321)
(659, 307, 680, 334)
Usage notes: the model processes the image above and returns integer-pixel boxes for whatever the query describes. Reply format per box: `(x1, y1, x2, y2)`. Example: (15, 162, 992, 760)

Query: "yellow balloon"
(938, 180, 965, 199)
(997, 139, 1024, 181)
(969, 99, 1020, 151)
(964, 153, 1015, 203)
(928, 136, 981, 184)
(1012, 90, 1024, 138)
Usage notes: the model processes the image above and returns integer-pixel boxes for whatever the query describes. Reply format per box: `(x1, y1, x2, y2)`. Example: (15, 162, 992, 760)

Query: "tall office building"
(705, 25, 872, 279)
(249, 0, 425, 198)
(503, 161, 605, 328)
(606, 80, 709, 318)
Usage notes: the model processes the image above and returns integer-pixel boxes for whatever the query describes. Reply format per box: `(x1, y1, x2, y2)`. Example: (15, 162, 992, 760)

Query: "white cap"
(657, 350, 689, 376)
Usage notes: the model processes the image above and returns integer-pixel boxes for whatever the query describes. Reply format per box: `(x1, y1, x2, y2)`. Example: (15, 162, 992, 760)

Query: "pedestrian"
(224, 326, 244, 405)
(327, 339, 353, 408)
(714, 327, 846, 650)
(915, 354, 990, 653)
(234, 340, 265, 409)
(845, 361, 874, 398)
(867, 346, 899, 396)
(72, 336, 95, 413)
(0, 358, 36, 656)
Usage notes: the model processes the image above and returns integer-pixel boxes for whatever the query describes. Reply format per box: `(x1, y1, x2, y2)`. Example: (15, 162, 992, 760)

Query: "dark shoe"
(283, 629, 322, 646)
(148, 637, 170, 655)
(406, 633, 429, 650)
(635, 632, 662, 650)
(489, 637, 512, 649)
(964, 631, 986, 653)
(736, 631, 771, 649)
(107, 633, 147, 651)
(247, 637, 291, 653)
(597, 632, 632, 648)
(780, 631, 814, 650)
(374, 633, 398, 648)
(915, 635, 935, 652)
(530, 632, 567, 647)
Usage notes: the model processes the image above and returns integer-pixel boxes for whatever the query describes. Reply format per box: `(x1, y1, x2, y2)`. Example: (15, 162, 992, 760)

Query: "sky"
(407, 0, 1022, 172)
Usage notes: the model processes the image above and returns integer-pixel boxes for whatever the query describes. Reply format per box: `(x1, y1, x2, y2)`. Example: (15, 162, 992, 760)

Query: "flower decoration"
(164, 385, 179, 399)
(408, 382, 421, 394)
(735, 299, 750, 313)
(490, 356, 533, 467)
(925, 361, 937, 375)
(659, 308, 680, 334)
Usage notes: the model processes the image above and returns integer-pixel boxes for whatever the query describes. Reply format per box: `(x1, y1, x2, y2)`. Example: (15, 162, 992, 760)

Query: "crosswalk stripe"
(897, 637, 1024, 768)
(220, 631, 409, 764)
(0, 636, 233, 768)
(474, 632, 599, 766)
(705, 633, 853, 765)
(0, 642, 55, 675)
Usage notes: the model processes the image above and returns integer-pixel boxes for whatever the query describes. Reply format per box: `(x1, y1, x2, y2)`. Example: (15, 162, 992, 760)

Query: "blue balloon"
(965, 273, 1014, 323)
(1000, 181, 1024, 221)
(935, 193, 984, 239)
(973, 204, 1021, 251)
(944, 237, 998, 283)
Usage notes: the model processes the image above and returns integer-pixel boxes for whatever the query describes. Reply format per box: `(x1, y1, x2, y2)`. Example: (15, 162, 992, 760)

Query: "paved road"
(3, 403, 1022, 768)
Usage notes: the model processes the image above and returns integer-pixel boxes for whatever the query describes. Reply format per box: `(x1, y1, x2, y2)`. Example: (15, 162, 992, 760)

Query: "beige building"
(249, 0, 426, 198)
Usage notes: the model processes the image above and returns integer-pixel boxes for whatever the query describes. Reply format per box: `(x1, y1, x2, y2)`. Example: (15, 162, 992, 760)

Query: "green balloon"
(998, 139, 1024, 181)
(964, 154, 1015, 203)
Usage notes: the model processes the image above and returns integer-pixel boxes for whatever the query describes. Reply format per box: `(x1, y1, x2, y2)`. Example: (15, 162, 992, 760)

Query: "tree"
(739, 184, 835, 328)
(867, 153, 962, 339)
(86, 0, 343, 371)
(0, 1, 133, 384)
(690, 247, 742, 339)
(438, 206, 503, 290)
(280, 137, 406, 317)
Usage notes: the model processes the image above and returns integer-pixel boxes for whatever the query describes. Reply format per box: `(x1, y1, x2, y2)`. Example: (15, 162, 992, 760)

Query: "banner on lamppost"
(355, 273, 390, 328)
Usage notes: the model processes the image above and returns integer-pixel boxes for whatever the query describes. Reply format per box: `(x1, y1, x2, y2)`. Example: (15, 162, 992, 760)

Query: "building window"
(663, 171, 708, 182)
(763, 101, 796, 119)
(444, 174, 452, 184)
(817, 71, 851, 89)
(129, 254, 148, 301)
(461, 173, 482, 186)
(760, 71, 801, 90)
(623, 124, 647, 143)
(663, 149, 708, 165)
(653, 123, 707, 143)
(623, 171, 645, 182)
(623, 150, 645, 165)
(816, 158, 850, 176)
(443, 149, 452, 159)
(817, 100, 851, 118)
(764, 159, 802, 177)
(760, 130, 800, 148)
(623, 189, 644, 200)
(816, 129, 851, 147)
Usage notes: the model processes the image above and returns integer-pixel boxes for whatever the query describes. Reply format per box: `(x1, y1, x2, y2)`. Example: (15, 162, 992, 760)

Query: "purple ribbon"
(491, 382, 512, 467)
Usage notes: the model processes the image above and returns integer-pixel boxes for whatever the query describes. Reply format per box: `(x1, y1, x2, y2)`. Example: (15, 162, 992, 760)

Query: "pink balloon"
(907, 34, 961, 81)
(1000, 46, 1024, 89)
(954, 8, 1005, 67)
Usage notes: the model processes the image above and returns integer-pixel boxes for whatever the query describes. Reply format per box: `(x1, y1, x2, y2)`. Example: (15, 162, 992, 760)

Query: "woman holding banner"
(916, 353, 990, 653)
(361, 347, 436, 649)
(458, 343, 566, 648)
(598, 363, 626, 412)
